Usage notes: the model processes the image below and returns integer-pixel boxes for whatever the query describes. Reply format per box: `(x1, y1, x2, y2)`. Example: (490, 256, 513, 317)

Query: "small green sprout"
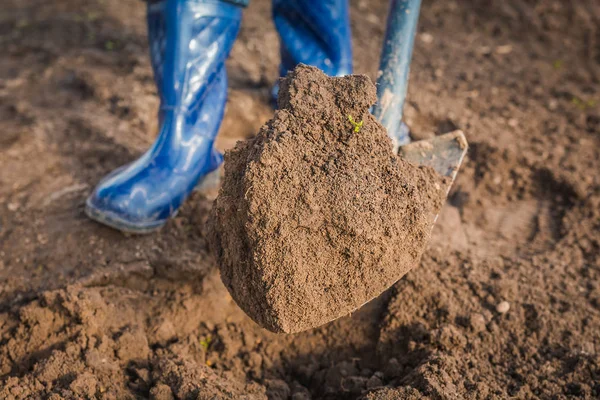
(16, 19, 30, 29)
(552, 60, 563, 70)
(104, 40, 116, 51)
(200, 335, 212, 351)
(571, 96, 597, 110)
(348, 115, 364, 133)
(86, 12, 100, 22)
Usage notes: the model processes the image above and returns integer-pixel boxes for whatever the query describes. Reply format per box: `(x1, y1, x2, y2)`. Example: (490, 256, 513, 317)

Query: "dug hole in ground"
(0, 0, 599, 399)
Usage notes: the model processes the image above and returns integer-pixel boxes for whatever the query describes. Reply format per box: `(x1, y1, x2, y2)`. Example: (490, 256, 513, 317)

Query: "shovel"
(212, 0, 468, 333)
(374, 0, 468, 187)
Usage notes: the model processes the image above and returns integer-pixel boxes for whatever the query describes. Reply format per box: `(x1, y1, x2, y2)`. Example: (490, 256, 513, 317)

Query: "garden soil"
(0, 0, 599, 399)
(210, 65, 446, 334)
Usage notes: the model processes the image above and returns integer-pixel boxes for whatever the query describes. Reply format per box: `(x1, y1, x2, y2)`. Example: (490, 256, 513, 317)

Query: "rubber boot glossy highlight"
(85, 0, 243, 233)
(272, 0, 353, 99)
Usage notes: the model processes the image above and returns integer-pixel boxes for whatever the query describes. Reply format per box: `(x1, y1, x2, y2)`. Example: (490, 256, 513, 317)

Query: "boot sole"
(84, 198, 169, 235)
(85, 168, 221, 235)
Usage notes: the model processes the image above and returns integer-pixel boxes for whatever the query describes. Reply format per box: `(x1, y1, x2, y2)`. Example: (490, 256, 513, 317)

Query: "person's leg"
(272, 0, 352, 93)
(86, 0, 246, 233)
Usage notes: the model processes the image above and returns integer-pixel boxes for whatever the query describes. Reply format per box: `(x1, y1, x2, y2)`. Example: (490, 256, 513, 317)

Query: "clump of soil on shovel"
(209, 65, 446, 334)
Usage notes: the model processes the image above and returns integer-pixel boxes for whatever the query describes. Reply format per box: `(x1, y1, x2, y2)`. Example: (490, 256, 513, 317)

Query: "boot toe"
(85, 178, 173, 234)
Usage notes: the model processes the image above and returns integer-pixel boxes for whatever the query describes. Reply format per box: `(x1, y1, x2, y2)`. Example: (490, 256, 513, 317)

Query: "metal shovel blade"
(398, 130, 468, 227)
(399, 130, 468, 188)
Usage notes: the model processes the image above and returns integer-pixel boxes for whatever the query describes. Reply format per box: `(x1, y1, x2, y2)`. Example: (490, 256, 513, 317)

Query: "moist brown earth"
(210, 65, 446, 334)
(1, 0, 599, 399)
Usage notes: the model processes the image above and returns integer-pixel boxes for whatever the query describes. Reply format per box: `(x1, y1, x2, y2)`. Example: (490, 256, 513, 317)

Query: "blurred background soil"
(0, 0, 598, 398)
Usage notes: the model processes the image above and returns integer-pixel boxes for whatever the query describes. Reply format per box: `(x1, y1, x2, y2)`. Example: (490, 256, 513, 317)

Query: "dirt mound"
(209, 65, 445, 333)
(0, 285, 266, 400)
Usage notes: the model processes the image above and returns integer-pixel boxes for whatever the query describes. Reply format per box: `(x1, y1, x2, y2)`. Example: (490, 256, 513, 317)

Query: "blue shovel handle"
(372, 0, 422, 148)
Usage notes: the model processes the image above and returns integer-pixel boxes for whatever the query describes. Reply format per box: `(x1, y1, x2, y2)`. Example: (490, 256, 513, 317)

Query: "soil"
(210, 65, 446, 334)
(0, 0, 599, 399)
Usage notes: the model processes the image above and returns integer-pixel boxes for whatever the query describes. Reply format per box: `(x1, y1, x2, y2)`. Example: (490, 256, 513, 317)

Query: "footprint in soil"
(439, 141, 579, 257)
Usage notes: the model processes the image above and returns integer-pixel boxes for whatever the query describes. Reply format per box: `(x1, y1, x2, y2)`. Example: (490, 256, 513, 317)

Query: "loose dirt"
(210, 65, 446, 333)
(1, 0, 599, 399)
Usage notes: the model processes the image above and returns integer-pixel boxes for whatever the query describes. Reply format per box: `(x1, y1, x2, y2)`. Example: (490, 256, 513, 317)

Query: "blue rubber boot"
(272, 0, 353, 99)
(85, 0, 246, 234)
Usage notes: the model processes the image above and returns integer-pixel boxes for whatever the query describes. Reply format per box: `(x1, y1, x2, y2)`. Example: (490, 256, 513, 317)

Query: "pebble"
(496, 301, 511, 314)
(420, 32, 434, 44)
(478, 46, 492, 55)
(366, 14, 380, 24)
(495, 44, 513, 55)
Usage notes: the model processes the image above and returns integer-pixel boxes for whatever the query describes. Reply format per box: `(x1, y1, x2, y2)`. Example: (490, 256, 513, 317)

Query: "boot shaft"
(147, 0, 243, 112)
(273, 0, 353, 78)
